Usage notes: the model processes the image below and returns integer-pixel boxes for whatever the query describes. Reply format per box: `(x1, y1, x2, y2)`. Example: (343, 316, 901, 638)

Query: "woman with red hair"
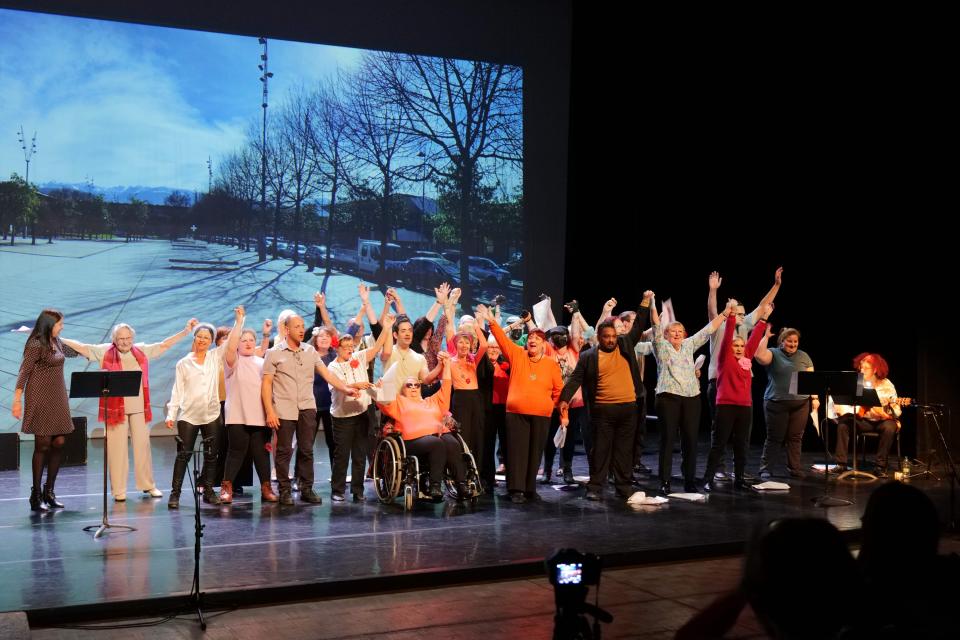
(832, 352, 902, 476)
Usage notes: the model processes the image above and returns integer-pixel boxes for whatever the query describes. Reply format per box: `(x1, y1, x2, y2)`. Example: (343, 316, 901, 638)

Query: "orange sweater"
(379, 380, 452, 441)
(488, 322, 563, 418)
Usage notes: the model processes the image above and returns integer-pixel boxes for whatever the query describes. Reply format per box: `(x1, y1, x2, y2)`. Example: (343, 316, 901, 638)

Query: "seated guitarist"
(832, 353, 905, 477)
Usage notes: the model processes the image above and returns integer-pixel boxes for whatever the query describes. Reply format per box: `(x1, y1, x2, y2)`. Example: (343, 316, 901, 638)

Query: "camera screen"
(556, 562, 582, 585)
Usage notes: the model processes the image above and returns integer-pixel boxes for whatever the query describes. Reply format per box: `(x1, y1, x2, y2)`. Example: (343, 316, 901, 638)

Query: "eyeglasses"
(404, 382, 422, 389)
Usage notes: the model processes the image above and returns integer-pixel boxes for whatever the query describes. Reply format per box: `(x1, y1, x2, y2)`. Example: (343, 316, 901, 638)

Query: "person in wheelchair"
(378, 351, 468, 499)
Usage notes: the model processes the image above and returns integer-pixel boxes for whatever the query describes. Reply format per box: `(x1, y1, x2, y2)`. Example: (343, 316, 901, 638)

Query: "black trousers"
(173, 419, 222, 491)
(703, 404, 751, 481)
(331, 413, 368, 495)
(708, 379, 754, 474)
(760, 399, 809, 475)
(275, 409, 317, 491)
(452, 388, 485, 476)
(632, 399, 647, 467)
(223, 424, 271, 485)
(318, 409, 334, 467)
(544, 406, 583, 471)
(505, 412, 550, 494)
(834, 416, 898, 467)
(588, 403, 636, 495)
(656, 393, 701, 484)
(482, 402, 505, 486)
(404, 434, 465, 485)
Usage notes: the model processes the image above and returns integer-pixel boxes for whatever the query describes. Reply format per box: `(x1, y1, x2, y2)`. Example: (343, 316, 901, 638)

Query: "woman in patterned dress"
(12, 309, 80, 511)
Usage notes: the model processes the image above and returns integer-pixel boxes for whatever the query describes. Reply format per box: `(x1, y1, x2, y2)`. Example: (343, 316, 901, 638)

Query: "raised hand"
(262, 318, 273, 335)
(774, 266, 783, 286)
(358, 283, 370, 304)
(234, 305, 245, 323)
(708, 271, 722, 290)
(449, 288, 462, 305)
(315, 291, 327, 308)
(435, 282, 450, 304)
(642, 290, 654, 302)
(186, 318, 199, 332)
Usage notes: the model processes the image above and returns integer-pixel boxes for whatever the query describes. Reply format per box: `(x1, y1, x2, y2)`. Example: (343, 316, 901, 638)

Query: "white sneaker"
(144, 487, 163, 498)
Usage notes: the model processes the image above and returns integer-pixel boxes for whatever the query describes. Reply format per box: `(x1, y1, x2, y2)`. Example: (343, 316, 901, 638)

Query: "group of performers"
(12, 268, 905, 511)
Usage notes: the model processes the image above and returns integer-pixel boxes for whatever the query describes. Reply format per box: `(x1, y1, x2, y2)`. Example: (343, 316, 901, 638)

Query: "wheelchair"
(373, 430, 482, 510)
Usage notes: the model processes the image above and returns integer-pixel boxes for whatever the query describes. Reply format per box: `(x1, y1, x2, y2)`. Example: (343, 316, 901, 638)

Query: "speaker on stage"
(0, 433, 19, 471)
(63, 417, 88, 466)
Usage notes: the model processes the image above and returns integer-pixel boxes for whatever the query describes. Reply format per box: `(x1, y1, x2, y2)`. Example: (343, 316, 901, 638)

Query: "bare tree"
(218, 144, 261, 250)
(278, 88, 327, 266)
(263, 123, 293, 259)
(308, 79, 350, 278)
(339, 56, 421, 284)
(369, 52, 522, 304)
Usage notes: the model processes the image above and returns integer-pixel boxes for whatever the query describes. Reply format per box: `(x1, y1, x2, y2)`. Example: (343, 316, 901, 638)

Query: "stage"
(1, 436, 954, 624)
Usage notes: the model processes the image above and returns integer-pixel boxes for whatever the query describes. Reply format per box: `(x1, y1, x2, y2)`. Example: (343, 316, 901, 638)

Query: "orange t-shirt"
(379, 380, 451, 441)
(488, 322, 563, 418)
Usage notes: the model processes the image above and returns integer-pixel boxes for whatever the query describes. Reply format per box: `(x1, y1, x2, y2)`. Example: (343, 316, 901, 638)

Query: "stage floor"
(0, 437, 953, 617)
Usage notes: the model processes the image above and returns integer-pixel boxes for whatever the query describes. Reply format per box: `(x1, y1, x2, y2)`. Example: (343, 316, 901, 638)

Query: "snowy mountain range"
(37, 181, 193, 205)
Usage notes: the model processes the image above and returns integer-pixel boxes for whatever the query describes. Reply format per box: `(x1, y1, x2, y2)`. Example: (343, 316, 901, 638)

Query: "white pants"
(107, 412, 156, 497)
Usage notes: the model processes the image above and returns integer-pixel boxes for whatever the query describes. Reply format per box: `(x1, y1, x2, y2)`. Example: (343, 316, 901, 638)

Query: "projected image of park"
(0, 9, 524, 433)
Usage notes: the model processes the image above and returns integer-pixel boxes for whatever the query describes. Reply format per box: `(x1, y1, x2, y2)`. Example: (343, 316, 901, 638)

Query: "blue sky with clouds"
(0, 8, 362, 193)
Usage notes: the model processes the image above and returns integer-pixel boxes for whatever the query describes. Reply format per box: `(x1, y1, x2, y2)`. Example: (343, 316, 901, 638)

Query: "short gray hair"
(111, 323, 136, 342)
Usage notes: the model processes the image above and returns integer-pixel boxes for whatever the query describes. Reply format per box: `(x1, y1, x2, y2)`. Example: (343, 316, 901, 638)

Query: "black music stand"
(70, 371, 142, 538)
(832, 387, 883, 482)
(795, 370, 860, 507)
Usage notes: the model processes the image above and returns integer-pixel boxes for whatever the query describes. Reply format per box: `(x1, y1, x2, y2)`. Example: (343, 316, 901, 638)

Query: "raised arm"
(224, 306, 245, 368)
(444, 294, 457, 353)
(749, 267, 783, 319)
(421, 282, 449, 325)
(753, 323, 774, 366)
(744, 302, 773, 360)
(473, 305, 490, 361)
(594, 297, 617, 334)
(154, 317, 199, 356)
(315, 291, 336, 332)
(358, 283, 380, 327)
(627, 290, 654, 345)
(362, 313, 395, 363)
(707, 271, 721, 321)
(60, 337, 92, 359)
(387, 287, 407, 316)
(487, 315, 523, 363)
(256, 318, 273, 357)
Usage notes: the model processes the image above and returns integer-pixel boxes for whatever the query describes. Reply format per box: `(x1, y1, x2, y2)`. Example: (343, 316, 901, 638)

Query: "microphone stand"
(176, 434, 216, 630)
(912, 404, 956, 531)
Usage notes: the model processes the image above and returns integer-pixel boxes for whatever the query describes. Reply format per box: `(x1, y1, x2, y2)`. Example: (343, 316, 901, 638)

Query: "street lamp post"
(258, 36, 274, 261)
(16, 126, 37, 243)
(17, 125, 37, 185)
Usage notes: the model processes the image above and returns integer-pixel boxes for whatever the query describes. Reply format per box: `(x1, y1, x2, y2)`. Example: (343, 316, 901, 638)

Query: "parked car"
(468, 256, 512, 287)
(400, 257, 481, 291)
(304, 244, 327, 263)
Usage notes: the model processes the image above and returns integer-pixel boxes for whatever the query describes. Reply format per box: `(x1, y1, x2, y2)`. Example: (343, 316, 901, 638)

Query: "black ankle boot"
(29, 487, 46, 512)
(42, 484, 64, 508)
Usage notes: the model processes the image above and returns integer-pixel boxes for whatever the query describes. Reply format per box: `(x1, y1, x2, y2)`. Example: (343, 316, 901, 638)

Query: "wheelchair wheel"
(373, 436, 403, 504)
(403, 484, 414, 511)
(444, 432, 483, 500)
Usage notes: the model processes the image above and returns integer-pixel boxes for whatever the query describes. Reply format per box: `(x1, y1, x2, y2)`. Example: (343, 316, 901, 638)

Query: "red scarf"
(98, 345, 151, 426)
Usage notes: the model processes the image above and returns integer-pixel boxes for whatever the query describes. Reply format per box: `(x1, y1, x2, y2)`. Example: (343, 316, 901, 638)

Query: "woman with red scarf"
(63, 318, 197, 501)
